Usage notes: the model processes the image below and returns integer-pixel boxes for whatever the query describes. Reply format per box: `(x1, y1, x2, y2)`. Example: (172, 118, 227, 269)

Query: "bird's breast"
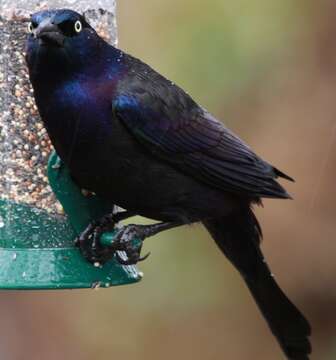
(35, 78, 114, 169)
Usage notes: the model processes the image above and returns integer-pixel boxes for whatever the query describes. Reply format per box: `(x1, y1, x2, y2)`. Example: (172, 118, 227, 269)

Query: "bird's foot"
(75, 214, 117, 265)
(111, 221, 183, 265)
(76, 219, 179, 266)
(112, 224, 150, 265)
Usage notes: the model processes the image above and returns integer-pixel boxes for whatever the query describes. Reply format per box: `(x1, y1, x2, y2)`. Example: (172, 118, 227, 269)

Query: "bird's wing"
(113, 74, 292, 199)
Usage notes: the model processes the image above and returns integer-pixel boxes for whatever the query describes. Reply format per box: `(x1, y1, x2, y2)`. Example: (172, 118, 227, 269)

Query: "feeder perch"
(0, 152, 142, 289)
(0, 0, 142, 289)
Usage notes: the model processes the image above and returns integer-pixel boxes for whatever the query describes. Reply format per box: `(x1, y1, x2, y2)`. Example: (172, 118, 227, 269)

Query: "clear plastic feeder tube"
(0, 1, 141, 289)
(0, 0, 117, 215)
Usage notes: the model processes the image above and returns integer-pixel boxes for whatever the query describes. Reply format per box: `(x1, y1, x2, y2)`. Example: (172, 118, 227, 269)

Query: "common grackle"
(26, 9, 311, 359)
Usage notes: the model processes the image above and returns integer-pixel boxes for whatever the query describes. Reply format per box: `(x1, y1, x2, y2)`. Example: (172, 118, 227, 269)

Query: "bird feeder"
(0, 0, 142, 289)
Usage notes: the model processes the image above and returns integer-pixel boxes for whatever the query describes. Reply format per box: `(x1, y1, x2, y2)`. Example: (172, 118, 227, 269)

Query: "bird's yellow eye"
(27, 22, 34, 33)
(74, 20, 82, 33)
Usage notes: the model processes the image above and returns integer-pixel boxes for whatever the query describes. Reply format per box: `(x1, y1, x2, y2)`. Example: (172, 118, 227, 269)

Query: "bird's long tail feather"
(203, 209, 311, 360)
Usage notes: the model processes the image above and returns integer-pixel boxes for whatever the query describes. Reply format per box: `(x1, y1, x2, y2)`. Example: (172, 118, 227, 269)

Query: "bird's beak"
(34, 18, 65, 47)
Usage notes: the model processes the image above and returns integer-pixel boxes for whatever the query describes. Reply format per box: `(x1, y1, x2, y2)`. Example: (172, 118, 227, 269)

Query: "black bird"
(25, 9, 311, 359)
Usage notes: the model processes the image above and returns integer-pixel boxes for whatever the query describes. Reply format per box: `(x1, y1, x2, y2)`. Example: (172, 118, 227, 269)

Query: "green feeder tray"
(0, 152, 142, 289)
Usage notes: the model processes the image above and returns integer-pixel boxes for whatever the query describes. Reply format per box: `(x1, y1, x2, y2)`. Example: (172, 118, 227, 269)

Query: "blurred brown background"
(1, 0, 336, 359)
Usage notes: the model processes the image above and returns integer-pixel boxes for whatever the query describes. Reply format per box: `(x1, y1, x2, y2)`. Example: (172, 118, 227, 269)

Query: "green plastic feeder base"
(0, 240, 141, 290)
(0, 152, 142, 289)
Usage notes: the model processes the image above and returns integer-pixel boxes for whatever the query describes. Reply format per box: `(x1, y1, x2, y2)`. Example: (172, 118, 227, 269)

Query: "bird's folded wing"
(113, 91, 290, 199)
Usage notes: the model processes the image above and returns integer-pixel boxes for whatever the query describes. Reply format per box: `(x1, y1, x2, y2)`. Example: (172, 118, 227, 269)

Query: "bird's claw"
(115, 249, 150, 265)
(75, 214, 117, 265)
(112, 224, 150, 265)
(76, 220, 150, 266)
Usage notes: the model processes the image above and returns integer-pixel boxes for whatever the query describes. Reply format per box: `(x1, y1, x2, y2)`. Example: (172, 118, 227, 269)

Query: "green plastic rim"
(0, 245, 141, 290)
(0, 152, 142, 289)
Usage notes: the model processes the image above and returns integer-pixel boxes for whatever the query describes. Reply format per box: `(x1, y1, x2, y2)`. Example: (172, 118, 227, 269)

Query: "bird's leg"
(76, 210, 137, 264)
(112, 221, 184, 265)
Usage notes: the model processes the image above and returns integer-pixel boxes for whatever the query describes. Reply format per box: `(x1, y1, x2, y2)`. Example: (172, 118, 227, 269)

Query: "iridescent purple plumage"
(26, 9, 311, 359)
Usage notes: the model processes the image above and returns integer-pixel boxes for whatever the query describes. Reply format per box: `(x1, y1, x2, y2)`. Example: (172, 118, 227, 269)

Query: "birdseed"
(0, 7, 116, 214)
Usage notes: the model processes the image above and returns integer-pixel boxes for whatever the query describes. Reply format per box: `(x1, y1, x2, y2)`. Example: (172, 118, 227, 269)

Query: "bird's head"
(26, 9, 104, 78)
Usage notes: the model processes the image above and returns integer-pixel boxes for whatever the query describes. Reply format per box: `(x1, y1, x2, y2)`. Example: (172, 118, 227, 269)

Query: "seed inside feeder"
(0, 7, 116, 214)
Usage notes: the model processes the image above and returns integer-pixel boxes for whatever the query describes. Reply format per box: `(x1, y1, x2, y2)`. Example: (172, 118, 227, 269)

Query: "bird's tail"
(203, 209, 311, 360)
